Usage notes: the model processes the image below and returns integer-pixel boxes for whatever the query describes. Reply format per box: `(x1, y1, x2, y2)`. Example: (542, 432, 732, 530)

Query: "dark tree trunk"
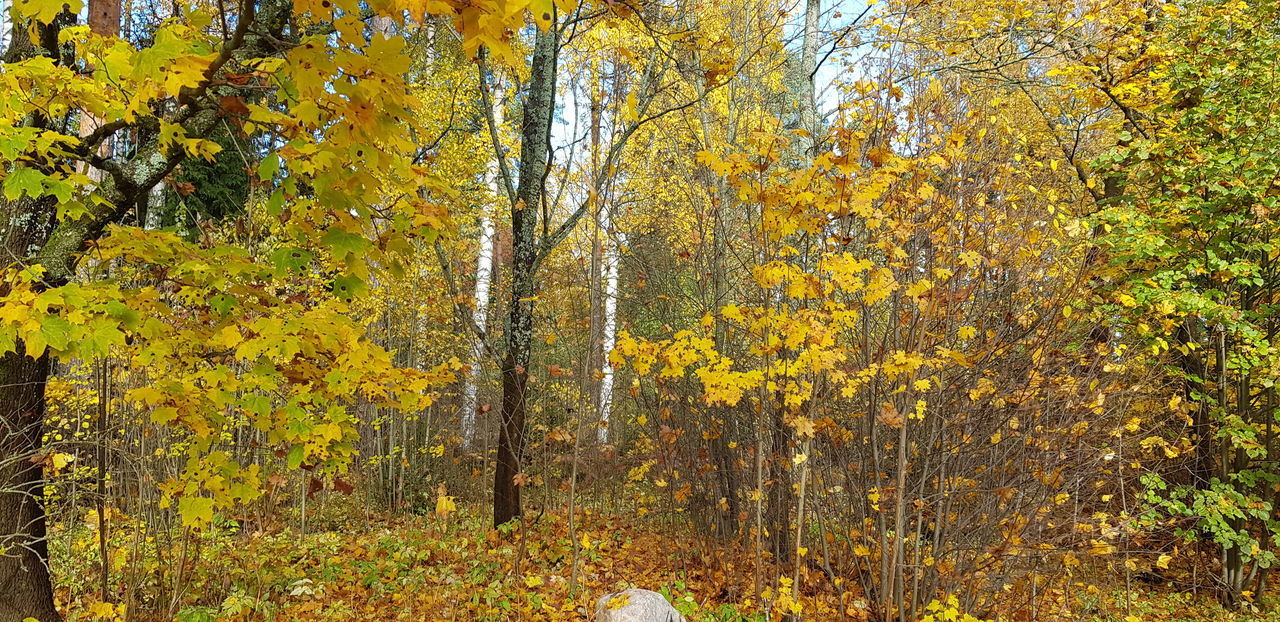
(765, 407, 794, 561)
(493, 25, 558, 528)
(494, 342, 530, 526)
(0, 0, 286, 616)
(1174, 321, 1213, 487)
(0, 347, 58, 622)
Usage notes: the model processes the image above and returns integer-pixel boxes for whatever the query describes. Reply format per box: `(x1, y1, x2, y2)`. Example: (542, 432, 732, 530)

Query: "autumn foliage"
(3, 0, 1280, 620)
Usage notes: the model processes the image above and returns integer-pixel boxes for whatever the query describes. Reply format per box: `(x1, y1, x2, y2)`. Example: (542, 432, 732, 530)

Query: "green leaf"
(230, 481, 258, 502)
(3, 167, 45, 200)
(321, 227, 371, 260)
(175, 607, 217, 622)
(286, 445, 305, 469)
(270, 247, 314, 273)
(39, 315, 73, 352)
(209, 294, 236, 315)
(152, 406, 179, 424)
(240, 394, 271, 417)
(332, 274, 365, 300)
(0, 327, 16, 355)
(257, 153, 281, 182)
(265, 188, 285, 215)
(82, 318, 125, 358)
(132, 28, 191, 80)
(105, 301, 141, 329)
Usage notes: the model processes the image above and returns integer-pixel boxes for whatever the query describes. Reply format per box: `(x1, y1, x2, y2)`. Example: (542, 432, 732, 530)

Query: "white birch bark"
(461, 87, 503, 447)
(596, 208, 621, 444)
(145, 183, 164, 229)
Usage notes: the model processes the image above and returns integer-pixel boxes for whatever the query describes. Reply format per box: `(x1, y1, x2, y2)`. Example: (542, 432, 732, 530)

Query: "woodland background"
(2, 0, 1280, 620)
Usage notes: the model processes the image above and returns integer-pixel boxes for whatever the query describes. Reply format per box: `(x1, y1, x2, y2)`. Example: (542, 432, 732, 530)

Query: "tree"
(483, 2, 722, 527)
(1094, 0, 1280, 605)
(460, 82, 504, 448)
(491, 23, 560, 527)
(0, 0, 528, 617)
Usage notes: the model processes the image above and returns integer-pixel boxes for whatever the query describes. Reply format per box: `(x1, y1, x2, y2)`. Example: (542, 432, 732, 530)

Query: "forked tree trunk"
(0, 347, 58, 622)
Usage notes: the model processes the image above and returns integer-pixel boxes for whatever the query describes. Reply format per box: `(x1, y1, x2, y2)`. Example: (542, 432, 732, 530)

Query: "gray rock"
(594, 589, 685, 622)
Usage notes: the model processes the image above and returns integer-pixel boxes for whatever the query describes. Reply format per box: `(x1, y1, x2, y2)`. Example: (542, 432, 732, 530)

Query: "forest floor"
(47, 503, 1278, 622)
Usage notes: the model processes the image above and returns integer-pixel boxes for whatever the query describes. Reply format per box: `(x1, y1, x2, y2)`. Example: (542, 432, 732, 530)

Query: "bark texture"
(0, 349, 57, 622)
(494, 26, 558, 527)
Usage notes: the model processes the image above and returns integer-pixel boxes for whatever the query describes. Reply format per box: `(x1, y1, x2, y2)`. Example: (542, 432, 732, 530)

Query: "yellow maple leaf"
(792, 416, 816, 438)
(178, 496, 215, 529)
(435, 494, 456, 518)
(50, 452, 75, 472)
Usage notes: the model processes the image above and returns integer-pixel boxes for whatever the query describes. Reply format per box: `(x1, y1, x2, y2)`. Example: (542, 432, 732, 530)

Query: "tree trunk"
(79, 0, 121, 183)
(765, 405, 794, 561)
(493, 25, 558, 528)
(0, 0, 280, 615)
(798, 0, 820, 160)
(586, 83, 603, 408)
(595, 214, 620, 444)
(1174, 321, 1212, 487)
(462, 86, 503, 448)
(0, 347, 59, 622)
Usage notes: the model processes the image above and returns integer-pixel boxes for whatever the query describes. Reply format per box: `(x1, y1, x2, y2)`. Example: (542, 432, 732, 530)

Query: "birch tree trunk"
(589, 67, 619, 445)
(596, 210, 620, 444)
(462, 87, 503, 447)
(370, 15, 395, 37)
